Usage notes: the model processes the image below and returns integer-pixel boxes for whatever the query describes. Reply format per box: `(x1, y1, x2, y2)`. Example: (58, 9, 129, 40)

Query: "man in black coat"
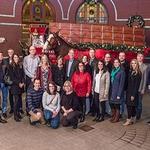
(65, 49, 78, 81)
(119, 52, 130, 118)
(4, 49, 14, 114)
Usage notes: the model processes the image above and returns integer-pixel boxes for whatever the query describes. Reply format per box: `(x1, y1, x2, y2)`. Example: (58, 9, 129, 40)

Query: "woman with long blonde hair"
(123, 59, 141, 126)
(36, 54, 52, 91)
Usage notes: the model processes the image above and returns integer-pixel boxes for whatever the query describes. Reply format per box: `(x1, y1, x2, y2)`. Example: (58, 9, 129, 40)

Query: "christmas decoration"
(72, 42, 144, 53)
(127, 15, 145, 28)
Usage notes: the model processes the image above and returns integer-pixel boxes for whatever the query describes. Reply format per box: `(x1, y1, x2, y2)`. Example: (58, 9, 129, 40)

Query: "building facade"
(0, 0, 150, 55)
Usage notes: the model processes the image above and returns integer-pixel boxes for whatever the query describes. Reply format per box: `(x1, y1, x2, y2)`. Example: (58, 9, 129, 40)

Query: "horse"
(43, 31, 73, 57)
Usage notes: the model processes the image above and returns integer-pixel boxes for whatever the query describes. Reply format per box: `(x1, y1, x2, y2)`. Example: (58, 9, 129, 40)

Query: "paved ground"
(0, 94, 150, 150)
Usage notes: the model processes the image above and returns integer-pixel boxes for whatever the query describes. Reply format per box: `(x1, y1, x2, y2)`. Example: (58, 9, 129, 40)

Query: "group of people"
(0, 46, 149, 129)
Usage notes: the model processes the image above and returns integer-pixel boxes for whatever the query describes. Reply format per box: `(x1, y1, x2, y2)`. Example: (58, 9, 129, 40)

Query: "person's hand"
(131, 96, 134, 101)
(52, 111, 58, 118)
(140, 90, 144, 95)
(19, 83, 24, 88)
(117, 96, 120, 99)
(86, 93, 89, 97)
(63, 112, 67, 116)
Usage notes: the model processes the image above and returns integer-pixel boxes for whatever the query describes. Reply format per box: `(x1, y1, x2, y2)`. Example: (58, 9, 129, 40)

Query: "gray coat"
(93, 71, 110, 102)
(110, 69, 125, 104)
(138, 63, 148, 93)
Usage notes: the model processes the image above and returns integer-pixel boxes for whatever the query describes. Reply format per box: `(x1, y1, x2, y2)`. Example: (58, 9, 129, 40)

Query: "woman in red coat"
(71, 62, 91, 122)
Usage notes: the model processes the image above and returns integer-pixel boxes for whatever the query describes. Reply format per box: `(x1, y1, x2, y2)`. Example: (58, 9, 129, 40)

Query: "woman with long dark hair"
(109, 59, 125, 123)
(71, 62, 91, 122)
(123, 59, 141, 125)
(42, 81, 60, 128)
(93, 60, 110, 122)
(52, 55, 65, 94)
(8, 54, 25, 122)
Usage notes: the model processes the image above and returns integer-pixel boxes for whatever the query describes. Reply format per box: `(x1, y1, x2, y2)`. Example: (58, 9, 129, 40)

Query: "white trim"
(110, 0, 150, 21)
(0, 23, 21, 26)
(57, 0, 75, 20)
(145, 26, 150, 29)
(0, 0, 18, 18)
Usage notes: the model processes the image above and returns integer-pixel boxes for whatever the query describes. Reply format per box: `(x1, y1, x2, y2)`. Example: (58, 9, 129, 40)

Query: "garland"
(127, 15, 145, 28)
(72, 42, 144, 53)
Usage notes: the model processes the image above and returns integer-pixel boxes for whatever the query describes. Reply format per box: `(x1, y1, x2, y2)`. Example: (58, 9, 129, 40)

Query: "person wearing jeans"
(42, 81, 60, 129)
(0, 52, 8, 119)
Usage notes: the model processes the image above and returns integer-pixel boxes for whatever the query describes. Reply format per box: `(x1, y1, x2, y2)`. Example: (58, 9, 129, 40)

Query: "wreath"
(127, 15, 145, 28)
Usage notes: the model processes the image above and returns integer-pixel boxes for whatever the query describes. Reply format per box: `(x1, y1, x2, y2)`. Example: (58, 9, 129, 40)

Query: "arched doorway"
(21, 0, 55, 43)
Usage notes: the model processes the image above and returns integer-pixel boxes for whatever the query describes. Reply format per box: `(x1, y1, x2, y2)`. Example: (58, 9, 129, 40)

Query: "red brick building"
(0, 0, 150, 55)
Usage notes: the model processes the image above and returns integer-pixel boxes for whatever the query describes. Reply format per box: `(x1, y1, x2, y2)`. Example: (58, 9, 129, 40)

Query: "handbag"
(4, 72, 13, 86)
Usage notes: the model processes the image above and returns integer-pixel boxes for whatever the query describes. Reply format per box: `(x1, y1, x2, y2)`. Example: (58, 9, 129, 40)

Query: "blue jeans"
(136, 92, 143, 119)
(0, 82, 8, 113)
(44, 109, 60, 129)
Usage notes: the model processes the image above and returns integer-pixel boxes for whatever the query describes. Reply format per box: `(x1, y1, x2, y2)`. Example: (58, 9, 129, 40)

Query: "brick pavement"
(0, 94, 150, 150)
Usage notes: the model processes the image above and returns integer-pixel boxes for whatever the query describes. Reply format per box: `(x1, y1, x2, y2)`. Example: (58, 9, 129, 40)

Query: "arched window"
(76, 1, 108, 24)
(22, 0, 55, 23)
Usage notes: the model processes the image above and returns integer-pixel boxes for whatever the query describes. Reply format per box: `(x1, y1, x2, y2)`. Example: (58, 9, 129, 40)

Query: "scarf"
(111, 67, 120, 82)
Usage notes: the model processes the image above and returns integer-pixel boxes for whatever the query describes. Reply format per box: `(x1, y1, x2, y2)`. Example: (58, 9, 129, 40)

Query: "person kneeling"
(42, 81, 60, 129)
(27, 78, 44, 125)
(61, 81, 81, 129)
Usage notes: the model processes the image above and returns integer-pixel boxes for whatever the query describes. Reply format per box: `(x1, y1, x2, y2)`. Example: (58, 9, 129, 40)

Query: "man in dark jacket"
(65, 49, 78, 80)
(119, 52, 129, 118)
(4, 49, 14, 114)
(0, 51, 8, 123)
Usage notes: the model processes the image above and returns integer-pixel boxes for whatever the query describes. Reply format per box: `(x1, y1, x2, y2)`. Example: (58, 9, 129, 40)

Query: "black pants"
(25, 76, 32, 91)
(127, 105, 136, 119)
(61, 111, 80, 127)
(9, 90, 14, 110)
(78, 97, 86, 117)
(13, 94, 22, 119)
(94, 92, 106, 118)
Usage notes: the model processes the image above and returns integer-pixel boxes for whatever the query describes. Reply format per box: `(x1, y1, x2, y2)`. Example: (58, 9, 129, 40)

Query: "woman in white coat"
(93, 60, 110, 122)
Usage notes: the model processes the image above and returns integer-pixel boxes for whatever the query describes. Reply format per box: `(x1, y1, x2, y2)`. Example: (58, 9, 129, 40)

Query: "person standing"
(136, 52, 148, 120)
(88, 49, 98, 116)
(8, 54, 25, 122)
(4, 49, 15, 114)
(104, 53, 112, 116)
(110, 59, 125, 123)
(23, 46, 40, 90)
(71, 62, 91, 122)
(123, 59, 141, 126)
(36, 54, 52, 91)
(42, 81, 60, 129)
(82, 55, 92, 114)
(93, 60, 110, 122)
(119, 52, 129, 118)
(65, 49, 78, 80)
(52, 55, 65, 94)
(0, 52, 8, 123)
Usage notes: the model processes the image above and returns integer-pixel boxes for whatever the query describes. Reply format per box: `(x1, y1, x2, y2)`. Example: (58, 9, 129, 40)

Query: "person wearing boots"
(61, 81, 81, 129)
(93, 60, 110, 122)
(71, 62, 91, 122)
(109, 59, 125, 123)
(123, 59, 141, 126)
(8, 54, 25, 122)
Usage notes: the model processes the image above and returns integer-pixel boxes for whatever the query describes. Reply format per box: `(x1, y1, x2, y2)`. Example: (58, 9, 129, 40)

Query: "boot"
(110, 109, 116, 122)
(123, 119, 132, 126)
(112, 109, 120, 123)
